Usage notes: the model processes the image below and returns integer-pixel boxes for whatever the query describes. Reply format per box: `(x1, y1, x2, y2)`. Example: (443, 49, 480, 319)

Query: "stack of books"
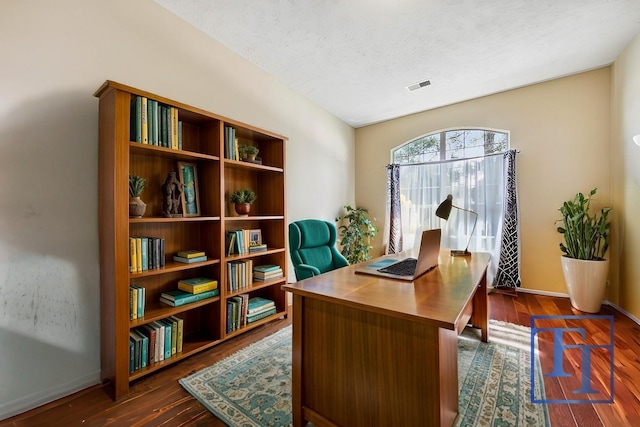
(173, 249, 207, 264)
(160, 287, 218, 307)
(246, 297, 277, 324)
(253, 265, 283, 282)
(129, 315, 184, 373)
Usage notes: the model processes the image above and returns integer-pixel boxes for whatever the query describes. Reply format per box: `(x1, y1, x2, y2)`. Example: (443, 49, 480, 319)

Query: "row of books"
(130, 284, 146, 320)
(226, 229, 266, 255)
(130, 236, 165, 273)
(224, 125, 239, 160)
(129, 315, 183, 373)
(254, 265, 283, 282)
(227, 259, 253, 291)
(160, 277, 219, 307)
(227, 296, 277, 333)
(130, 95, 183, 149)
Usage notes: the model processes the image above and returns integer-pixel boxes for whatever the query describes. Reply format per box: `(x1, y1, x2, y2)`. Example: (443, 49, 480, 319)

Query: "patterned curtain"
(493, 149, 521, 288)
(385, 164, 403, 254)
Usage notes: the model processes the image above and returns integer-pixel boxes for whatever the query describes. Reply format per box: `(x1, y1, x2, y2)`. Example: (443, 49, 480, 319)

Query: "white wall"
(0, 0, 354, 419)
(355, 69, 612, 296)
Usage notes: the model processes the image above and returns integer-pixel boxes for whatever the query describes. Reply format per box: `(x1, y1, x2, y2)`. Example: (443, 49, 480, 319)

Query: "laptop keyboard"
(378, 258, 417, 276)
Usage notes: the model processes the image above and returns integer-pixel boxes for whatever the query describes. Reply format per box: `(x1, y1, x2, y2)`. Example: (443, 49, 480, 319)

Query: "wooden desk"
(282, 250, 491, 427)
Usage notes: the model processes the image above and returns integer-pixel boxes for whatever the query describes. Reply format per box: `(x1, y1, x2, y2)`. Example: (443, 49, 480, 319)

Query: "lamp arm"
(464, 210, 479, 252)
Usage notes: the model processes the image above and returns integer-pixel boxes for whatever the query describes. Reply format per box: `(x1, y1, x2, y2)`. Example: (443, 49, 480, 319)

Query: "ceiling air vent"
(406, 79, 431, 92)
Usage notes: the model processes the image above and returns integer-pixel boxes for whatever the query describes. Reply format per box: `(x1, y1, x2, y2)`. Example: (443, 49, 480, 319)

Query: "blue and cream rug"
(179, 320, 550, 426)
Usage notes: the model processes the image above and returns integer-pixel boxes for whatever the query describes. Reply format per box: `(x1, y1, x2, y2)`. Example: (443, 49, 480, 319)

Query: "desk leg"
(471, 269, 489, 342)
(291, 294, 305, 427)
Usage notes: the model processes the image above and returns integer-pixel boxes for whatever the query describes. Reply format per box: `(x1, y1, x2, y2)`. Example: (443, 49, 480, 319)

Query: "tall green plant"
(335, 205, 378, 264)
(557, 188, 611, 260)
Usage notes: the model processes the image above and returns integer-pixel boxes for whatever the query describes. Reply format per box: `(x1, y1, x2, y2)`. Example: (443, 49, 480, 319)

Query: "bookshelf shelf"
(96, 80, 288, 399)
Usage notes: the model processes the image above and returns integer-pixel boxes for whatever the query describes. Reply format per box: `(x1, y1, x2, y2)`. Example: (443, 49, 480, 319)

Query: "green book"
(159, 289, 219, 307)
(254, 264, 281, 273)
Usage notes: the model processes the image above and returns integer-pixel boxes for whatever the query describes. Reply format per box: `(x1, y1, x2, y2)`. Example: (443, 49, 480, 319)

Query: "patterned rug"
(179, 320, 550, 427)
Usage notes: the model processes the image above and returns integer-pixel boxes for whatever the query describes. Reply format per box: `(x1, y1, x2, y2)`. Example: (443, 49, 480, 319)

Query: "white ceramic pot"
(560, 256, 609, 313)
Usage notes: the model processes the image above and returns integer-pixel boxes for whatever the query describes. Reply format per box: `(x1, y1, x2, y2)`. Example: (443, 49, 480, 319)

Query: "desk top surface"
(282, 250, 491, 330)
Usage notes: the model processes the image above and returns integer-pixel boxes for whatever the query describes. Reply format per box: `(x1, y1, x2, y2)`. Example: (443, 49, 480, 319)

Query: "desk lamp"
(435, 194, 478, 256)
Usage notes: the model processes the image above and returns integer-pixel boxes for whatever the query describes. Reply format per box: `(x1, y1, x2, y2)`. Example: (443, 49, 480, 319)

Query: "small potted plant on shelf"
(129, 175, 147, 218)
(230, 188, 256, 216)
(556, 188, 611, 313)
(335, 205, 378, 264)
(239, 144, 259, 161)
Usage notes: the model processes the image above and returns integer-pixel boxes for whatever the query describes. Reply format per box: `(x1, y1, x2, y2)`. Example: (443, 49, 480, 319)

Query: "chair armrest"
(296, 264, 322, 278)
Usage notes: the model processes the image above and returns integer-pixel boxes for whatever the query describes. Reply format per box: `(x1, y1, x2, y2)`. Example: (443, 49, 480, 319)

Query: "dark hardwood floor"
(2, 292, 639, 426)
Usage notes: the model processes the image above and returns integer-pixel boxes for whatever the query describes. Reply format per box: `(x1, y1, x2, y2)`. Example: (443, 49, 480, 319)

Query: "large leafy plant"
(557, 188, 611, 260)
(335, 205, 378, 264)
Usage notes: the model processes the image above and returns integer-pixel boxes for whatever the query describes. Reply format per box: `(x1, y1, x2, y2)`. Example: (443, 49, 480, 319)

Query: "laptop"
(355, 229, 441, 281)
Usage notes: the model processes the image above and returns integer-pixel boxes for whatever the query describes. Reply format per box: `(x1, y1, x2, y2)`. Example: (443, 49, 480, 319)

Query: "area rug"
(179, 320, 550, 427)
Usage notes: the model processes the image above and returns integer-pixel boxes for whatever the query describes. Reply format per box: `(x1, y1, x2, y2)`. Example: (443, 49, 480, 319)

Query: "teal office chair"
(289, 219, 349, 280)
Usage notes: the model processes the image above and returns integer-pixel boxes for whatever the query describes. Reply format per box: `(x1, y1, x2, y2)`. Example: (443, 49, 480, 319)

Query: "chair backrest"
(289, 219, 349, 280)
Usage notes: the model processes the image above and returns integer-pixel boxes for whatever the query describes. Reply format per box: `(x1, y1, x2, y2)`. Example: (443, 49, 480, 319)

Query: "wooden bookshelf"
(95, 81, 288, 399)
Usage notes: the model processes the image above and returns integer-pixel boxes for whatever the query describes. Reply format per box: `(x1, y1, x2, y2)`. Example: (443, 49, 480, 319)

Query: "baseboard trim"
(604, 300, 640, 326)
(489, 287, 640, 327)
(489, 286, 570, 298)
(0, 371, 100, 421)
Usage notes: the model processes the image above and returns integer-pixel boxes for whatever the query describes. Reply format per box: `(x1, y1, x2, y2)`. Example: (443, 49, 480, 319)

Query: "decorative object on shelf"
(435, 194, 478, 256)
(129, 175, 147, 218)
(230, 189, 256, 216)
(557, 188, 611, 313)
(335, 205, 378, 264)
(178, 162, 200, 217)
(162, 171, 183, 218)
(239, 144, 259, 161)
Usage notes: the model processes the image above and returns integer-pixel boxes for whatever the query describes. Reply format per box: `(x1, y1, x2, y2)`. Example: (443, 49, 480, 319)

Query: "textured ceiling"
(154, 0, 640, 127)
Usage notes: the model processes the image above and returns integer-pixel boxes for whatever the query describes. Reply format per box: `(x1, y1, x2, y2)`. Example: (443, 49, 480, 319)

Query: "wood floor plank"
(1, 294, 639, 427)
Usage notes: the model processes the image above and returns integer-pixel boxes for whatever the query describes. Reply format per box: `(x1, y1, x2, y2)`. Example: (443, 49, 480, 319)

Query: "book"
(248, 244, 267, 253)
(247, 297, 275, 314)
(171, 106, 179, 150)
(173, 255, 207, 264)
(130, 96, 141, 143)
(130, 286, 138, 320)
(141, 97, 148, 144)
(129, 237, 137, 273)
(247, 307, 277, 323)
(129, 336, 135, 373)
(160, 238, 165, 267)
(150, 321, 165, 362)
(139, 324, 157, 365)
(158, 319, 172, 359)
(178, 277, 218, 294)
(254, 264, 281, 273)
(176, 250, 206, 259)
(140, 237, 148, 271)
(159, 289, 219, 307)
(135, 237, 142, 273)
(169, 315, 184, 353)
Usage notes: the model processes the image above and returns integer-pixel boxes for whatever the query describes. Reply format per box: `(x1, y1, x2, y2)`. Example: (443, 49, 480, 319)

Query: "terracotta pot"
(129, 196, 147, 218)
(560, 256, 609, 313)
(234, 203, 251, 216)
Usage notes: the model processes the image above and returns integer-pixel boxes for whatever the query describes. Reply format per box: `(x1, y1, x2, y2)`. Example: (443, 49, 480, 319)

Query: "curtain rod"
(387, 148, 520, 168)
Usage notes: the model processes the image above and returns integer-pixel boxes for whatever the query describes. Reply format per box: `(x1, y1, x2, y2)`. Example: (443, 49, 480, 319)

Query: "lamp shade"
(436, 195, 453, 220)
(634, 134, 640, 147)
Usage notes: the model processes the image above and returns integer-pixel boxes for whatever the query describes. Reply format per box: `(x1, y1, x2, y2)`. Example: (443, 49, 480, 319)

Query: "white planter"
(560, 256, 609, 313)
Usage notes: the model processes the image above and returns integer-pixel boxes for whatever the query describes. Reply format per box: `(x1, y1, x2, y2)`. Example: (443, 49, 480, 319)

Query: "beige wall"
(0, 0, 354, 419)
(611, 32, 640, 318)
(355, 69, 612, 296)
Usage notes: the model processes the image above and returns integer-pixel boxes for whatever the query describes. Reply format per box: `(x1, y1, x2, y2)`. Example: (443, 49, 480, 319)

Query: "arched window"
(388, 128, 509, 267)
